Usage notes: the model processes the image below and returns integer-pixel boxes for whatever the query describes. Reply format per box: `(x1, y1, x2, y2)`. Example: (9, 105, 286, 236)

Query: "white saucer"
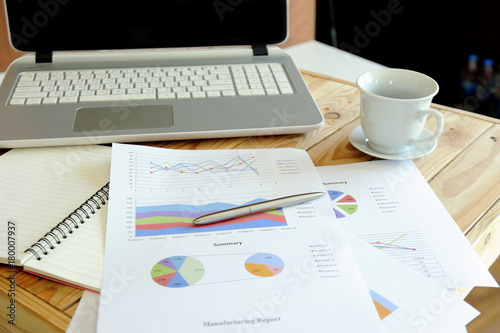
(349, 126, 438, 160)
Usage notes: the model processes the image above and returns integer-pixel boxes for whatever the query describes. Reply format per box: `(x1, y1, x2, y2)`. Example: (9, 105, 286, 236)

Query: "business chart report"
(97, 144, 384, 332)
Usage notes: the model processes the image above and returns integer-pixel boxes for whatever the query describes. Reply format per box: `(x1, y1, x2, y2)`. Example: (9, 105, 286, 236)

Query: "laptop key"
(26, 98, 42, 105)
(238, 89, 265, 96)
(8, 63, 294, 105)
(207, 91, 221, 97)
(158, 93, 176, 99)
(60, 96, 78, 103)
(19, 73, 36, 81)
(203, 85, 233, 91)
(222, 90, 236, 97)
(279, 87, 294, 94)
(192, 92, 206, 98)
(176, 92, 191, 99)
(209, 79, 233, 85)
(14, 87, 42, 93)
(49, 91, 64, 97)
(12, 92, 48, 99)
(266, 89, 280, 95)
(17, 81, 40, 87)
(9, 98, 25, 105)
(79, 94, 156, 102)
(43, 97, 59, 104)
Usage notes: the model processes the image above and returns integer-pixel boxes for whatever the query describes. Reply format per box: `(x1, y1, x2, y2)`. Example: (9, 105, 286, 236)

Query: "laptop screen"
(5, 0, 287, 52)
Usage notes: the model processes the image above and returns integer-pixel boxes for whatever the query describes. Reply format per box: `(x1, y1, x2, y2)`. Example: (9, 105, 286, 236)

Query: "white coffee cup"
(356, 69, 444, 155)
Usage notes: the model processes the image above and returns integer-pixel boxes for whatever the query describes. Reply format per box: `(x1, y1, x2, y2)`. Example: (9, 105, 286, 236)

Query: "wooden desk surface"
(1, 71, 500, 332)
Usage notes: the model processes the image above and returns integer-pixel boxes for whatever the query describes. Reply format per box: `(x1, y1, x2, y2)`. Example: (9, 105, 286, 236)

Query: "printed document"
(97, 143, 383, 332)
(317, 160, 498, 288)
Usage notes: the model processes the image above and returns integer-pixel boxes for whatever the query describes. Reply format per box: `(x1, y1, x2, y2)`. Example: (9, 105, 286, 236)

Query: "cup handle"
(410, 109, 444, 145)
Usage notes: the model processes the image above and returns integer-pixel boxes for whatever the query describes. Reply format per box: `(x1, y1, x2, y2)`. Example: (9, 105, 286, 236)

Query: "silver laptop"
(0, 0, 323, 148)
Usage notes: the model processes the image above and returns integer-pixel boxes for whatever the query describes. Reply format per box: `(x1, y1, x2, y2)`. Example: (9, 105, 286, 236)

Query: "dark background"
(5, 0, 287, 51)
(316, 0, 500, 118)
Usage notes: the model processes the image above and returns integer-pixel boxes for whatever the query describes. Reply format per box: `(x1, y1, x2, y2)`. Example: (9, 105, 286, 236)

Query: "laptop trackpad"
(73, 105, 174, 132)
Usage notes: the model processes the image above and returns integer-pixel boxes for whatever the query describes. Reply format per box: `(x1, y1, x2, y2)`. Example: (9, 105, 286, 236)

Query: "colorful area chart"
(151, 256, 205, 288)
(244, 253, 284, 277)
(328, 190, 358, 219)
(136, 199, 287, 237)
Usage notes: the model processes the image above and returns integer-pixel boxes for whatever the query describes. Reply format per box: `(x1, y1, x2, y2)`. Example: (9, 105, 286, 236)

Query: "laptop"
(0, 0, 323, 148)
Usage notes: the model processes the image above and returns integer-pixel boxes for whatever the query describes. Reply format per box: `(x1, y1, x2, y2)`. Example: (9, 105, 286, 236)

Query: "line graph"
(360, 231, 446, 279)
(370, 233, 416, 251)
(131, 151, 277, 190)
(149, 156, 259, 175)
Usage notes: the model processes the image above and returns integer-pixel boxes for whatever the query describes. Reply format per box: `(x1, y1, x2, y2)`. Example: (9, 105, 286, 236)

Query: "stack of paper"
(66, 144, 497, 332)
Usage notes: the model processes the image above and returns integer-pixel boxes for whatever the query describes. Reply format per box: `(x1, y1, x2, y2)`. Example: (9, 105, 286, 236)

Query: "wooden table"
(1, 71, 500, 332)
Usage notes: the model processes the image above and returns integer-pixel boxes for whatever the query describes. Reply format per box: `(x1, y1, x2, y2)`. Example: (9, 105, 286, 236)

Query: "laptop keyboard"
(8, 63, 294, 106)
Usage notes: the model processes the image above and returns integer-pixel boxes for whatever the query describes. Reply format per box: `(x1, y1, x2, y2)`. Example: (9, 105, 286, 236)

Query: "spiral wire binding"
(24, 183, 110, 260)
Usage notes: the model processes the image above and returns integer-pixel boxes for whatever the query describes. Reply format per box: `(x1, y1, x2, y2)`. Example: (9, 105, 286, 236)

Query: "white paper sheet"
(97, 144, 383, 332)
(66, 290, 100, 333)
(346, 231, 480, 332)
(317, 160, 498, 288)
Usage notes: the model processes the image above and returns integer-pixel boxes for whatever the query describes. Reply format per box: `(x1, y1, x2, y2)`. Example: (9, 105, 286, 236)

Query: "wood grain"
(12, 271, 84, 311)
(466, 198, 500, 268)
(1, 71, 499, 333)
(413, 109, 493, 181)
(429, 125, 500, 233)
(0, 277, 69, 332)
(465, 257, 500, 333)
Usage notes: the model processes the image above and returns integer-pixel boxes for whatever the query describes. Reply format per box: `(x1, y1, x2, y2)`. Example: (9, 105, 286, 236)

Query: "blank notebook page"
(0, 145, 111, 290)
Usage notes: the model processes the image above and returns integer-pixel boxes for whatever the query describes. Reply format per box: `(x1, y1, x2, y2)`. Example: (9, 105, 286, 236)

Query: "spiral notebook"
(0, 145, 111, 292)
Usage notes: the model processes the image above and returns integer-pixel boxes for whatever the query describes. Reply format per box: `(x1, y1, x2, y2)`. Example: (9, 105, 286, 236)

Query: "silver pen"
(192, 191, 325, 225)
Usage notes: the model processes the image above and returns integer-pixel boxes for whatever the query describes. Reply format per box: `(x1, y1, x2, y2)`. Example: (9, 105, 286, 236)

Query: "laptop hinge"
(36, 51, 53, 64)
(252, 44, 268, 56)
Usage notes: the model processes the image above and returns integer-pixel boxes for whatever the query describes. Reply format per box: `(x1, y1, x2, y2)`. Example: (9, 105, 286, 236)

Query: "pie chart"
(245, 253, 284, 277)
(328, 190, 358, 219)
(151, 256, 205, 288)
